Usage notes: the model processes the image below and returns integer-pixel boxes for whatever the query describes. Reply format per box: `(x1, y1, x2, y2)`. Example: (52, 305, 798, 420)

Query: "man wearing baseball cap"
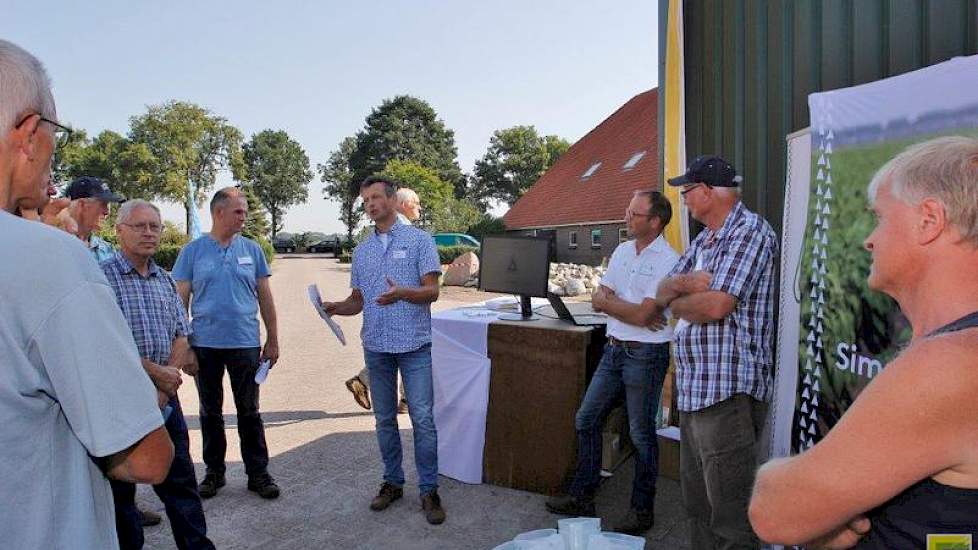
(654, 155, 778, 549)
(65, 175, 125, 264)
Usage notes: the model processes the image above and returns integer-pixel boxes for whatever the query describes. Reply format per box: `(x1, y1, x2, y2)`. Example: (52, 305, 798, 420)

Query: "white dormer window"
(622, 151, 646, 171)
(581, 162, 601, 180)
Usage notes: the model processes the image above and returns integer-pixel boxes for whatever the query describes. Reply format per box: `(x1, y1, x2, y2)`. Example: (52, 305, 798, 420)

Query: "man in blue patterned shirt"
(656, 156, 777, 550)
(102, 199, 214, 550)
(324, 176, 446, 525)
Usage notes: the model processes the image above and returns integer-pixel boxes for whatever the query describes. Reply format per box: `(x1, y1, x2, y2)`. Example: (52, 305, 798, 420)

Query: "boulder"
(443, 252, 480, 286)
(564, 277, 587, 297)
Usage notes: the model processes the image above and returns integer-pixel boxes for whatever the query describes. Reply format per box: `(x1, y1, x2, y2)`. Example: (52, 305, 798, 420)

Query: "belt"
(607, 335, 645, 349)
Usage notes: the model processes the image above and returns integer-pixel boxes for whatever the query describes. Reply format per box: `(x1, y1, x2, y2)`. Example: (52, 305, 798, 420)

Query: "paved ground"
(141, 254, 690, 549)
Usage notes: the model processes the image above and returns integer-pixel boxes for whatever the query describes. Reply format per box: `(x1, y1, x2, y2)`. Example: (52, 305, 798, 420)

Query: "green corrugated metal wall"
(658, 0, 978, 236)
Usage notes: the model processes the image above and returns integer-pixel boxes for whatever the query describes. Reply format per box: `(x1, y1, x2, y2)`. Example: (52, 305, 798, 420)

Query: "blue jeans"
(111, 397, 214, 550)
(364, 343, 439, 495)
(569, 341, 669, 512)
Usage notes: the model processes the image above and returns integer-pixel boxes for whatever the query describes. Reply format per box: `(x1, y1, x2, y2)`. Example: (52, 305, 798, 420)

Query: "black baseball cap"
(65, 176, 124, 202)
(667, 155, 741, 188)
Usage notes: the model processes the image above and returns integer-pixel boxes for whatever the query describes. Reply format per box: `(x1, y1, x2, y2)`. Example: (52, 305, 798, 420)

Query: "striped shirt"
(101, 253, 191, 364)
(669, 201, 777, 412)
(351, 220, 442, 354)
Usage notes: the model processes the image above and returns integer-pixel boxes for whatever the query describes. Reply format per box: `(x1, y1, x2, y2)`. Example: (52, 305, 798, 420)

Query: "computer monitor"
(478, 235, 551, 321)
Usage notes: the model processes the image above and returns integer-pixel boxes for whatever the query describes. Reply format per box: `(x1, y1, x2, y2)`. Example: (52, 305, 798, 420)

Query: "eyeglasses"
(120, 222, 163, 234)
(625, 209, 653, 219)
(680, 184, 710, 196)
(16, 113, 73, 150)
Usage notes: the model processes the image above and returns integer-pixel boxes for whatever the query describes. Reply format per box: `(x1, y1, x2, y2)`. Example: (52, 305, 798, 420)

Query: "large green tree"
(128, 101, 244, 233)
(241, 129, 312, 237)
(470, 125, 570, 207)
(53, 129, 158, 200)
(319, 136, 362, 242)
(239, 184, 271, 241)
(350, 95, 464, 196)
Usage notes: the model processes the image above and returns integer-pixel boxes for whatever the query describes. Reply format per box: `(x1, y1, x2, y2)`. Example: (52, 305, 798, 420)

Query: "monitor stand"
(497, 294, 539, 321)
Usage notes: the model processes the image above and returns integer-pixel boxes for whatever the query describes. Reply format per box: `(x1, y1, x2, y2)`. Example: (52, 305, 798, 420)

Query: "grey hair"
(396, 187, 419, 205)
(868, 136, 978, 247)
(0, 40, 56, 133)
(117, 199, 161, 225)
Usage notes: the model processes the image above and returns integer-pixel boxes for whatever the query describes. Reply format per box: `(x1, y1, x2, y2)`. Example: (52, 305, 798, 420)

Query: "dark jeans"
(111, 397, 214, 550)
(569, 341, 669, 512)
(193, 346, 269, 478)
(680, 393, 768, 550)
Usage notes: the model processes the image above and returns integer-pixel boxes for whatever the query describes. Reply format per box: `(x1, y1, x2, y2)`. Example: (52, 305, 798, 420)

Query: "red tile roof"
(504, 88, 659, 229)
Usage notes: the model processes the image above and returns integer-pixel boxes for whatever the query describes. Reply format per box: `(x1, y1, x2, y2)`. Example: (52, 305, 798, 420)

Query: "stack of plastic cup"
(558, 517, 601, 550)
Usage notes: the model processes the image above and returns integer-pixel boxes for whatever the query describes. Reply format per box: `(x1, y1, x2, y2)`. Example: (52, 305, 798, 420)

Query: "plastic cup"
(254, 359, 271, 384)
(558, 517, 601, 550)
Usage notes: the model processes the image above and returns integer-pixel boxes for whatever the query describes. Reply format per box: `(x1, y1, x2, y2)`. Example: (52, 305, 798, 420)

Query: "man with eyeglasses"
(546, 190, 679, 535)
(173, 186, 281, 501)
(0, 39, 173, 550)
(65, 176, 125, 263)
(654, 155, 777, 549)
(101, 199, 214, 550)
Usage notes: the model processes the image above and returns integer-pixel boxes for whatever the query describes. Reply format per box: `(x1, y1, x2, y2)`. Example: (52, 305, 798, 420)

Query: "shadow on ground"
(140, 427, 689, 550)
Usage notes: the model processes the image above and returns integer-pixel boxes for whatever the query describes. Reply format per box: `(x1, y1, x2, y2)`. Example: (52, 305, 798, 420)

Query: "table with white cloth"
(432, 302, 606, 494)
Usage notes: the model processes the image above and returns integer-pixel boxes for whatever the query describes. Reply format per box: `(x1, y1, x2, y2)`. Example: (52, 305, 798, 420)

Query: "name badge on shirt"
(392, 249, 407, 259)
(238, 256, 254, 265)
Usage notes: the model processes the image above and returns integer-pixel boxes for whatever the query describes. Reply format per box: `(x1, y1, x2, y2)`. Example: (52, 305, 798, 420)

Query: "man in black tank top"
(748, 136, 978, 549)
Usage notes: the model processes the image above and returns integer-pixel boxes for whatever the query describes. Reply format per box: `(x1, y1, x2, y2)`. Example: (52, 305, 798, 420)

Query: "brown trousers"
(680, 393, 768, 550)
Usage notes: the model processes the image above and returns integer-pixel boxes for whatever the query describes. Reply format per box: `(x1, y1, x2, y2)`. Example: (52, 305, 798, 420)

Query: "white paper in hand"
(254, 359, 271, 384)
(307, 284, 347, 346)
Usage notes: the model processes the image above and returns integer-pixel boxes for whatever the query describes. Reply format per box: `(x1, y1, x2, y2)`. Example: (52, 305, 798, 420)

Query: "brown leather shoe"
(346, 376, 371, 410)
(545, 494, 596, 517)
(397, 398, 409, 414)
(370, 482, 403, 511)
(139, 508, 162, 527)
(421, 490, 446, 525)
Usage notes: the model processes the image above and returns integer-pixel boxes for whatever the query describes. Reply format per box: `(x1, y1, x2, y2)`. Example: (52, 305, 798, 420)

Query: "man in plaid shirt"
(656, 156, 777, 550)
(101, 199, 214, 550)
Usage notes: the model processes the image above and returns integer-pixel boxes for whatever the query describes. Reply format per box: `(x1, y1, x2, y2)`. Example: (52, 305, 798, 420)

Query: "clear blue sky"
(9, 1, 658, 234)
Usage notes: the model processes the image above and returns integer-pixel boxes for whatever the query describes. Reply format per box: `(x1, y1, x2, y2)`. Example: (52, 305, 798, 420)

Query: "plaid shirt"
(669, 201, 777, 412)
(101, 253, 191, 364)
(351, 220, 442, 354)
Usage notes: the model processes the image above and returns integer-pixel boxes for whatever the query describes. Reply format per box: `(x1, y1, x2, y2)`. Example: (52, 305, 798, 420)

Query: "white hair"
(117, 199, 161, 225)
(868, 136, 978, 247)
(396, 187, 420, 205)
(0, 40, 56, 133)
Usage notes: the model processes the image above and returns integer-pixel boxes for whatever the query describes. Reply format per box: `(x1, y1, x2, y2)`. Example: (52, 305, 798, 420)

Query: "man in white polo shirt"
(546, 190, 679, 535)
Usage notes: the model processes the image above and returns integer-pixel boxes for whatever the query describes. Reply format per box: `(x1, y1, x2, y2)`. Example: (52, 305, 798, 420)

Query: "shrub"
(154, 244, 183, 271)
(255, 236, 275, 265)
(437, 245, 478, 265)
(466, 214, 506, 241)
(338, 250, 352, 264)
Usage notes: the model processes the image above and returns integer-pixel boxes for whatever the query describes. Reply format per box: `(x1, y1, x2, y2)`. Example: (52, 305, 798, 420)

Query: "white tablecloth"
(431, 307, 494, 484)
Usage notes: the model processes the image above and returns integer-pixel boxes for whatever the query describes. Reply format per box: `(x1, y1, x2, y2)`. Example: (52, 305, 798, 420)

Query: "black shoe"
(198, 472, 225, 499)
(611, 508, 654, 535)
(421, 490, 446, 525)
(138, 508, 162, 527)
(545, 494, 596, 517)
(247, 474, 280, 499)
(370, 482, 403, 511)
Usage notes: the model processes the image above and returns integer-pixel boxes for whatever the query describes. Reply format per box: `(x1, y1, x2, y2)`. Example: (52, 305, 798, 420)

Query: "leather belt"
(607, 335, 645, 349)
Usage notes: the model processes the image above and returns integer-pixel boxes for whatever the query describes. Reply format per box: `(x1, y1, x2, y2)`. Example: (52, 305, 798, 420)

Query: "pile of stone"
(441, 252, 605, 298)
(548, 262, 606, 297)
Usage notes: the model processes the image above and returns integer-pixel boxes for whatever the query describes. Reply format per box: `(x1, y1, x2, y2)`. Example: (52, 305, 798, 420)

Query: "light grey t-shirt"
(0, 211, 164, 550)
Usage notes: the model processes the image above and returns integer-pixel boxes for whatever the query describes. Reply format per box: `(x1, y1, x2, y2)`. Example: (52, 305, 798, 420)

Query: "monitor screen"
(478, 235, 551, 298)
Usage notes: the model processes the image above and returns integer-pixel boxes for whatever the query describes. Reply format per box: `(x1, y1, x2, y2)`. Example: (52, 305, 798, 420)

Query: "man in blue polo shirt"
(324, 176, 446, 525)
(173, 186, 281, 500)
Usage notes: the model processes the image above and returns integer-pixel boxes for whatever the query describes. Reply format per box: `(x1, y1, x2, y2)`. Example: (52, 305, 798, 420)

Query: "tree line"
(55, 95, 570, 241)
